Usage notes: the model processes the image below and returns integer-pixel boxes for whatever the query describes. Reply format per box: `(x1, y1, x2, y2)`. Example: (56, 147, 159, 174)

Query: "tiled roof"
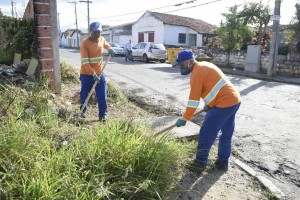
(148, 11, 216, 34)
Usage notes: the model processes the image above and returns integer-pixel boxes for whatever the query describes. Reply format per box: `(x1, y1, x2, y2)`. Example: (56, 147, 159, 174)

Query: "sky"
(0, 0, 299, 32)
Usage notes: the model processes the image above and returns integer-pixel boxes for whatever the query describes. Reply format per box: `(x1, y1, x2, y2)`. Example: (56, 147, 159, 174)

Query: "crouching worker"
(173, 50, 241, 172)
(79, 21, 115, 122)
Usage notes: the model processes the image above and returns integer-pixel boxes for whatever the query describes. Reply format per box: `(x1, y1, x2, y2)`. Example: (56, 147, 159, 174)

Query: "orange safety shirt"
(183, 61, 241, 121)
(80, 36, 110, 75)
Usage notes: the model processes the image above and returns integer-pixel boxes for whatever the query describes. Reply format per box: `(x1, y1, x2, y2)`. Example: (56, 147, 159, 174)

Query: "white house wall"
(132, 13, 164, 45)
(70, 32, 80, 48)
(115, 35, 132, 48)
(164, 24, 203, 47)
(60, 35, 68, 47)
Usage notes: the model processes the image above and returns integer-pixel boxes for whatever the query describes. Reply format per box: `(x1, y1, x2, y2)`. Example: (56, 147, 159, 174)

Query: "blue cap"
(90, 22, 102, 32)
(172, 50, 195, 67)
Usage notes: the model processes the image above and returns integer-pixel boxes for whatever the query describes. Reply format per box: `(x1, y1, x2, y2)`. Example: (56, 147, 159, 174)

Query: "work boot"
(186, 159, 207, 174)
(214, 159, 229, 171)
(99, 115, 106, 123)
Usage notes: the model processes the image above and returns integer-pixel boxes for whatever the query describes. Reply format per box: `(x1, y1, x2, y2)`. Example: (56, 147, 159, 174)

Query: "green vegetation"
(0, 80, 192, 199)
(60, 60, 80, 83)
(1, 17, 38, 62)
(0, 47, 11, 65)
(215, 5, 253, 66)
(238, 1, 271, 46)
(216, 5, 253, 51)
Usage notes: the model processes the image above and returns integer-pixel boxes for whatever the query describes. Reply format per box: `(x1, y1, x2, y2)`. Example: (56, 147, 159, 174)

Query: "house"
(132, 11, 216, 48)
(101, 22, 134, 47)
(60, 29, 88, 48)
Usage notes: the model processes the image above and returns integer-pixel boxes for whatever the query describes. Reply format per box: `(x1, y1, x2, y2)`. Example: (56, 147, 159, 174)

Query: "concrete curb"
(234, 159, 286, 199)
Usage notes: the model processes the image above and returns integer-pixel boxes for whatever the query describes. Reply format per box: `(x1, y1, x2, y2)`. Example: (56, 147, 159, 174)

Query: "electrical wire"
(166, 0, 222, 14)
(100, 0, 199, 19)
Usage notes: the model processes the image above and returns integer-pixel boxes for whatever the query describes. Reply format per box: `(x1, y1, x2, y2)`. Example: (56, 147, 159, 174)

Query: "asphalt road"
(60, 47, 300, 199)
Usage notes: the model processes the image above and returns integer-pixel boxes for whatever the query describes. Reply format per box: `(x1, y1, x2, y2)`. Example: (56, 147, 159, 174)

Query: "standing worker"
(124, 39, 133, 62)
(79, 21, 115, 122)
(173, 49, 241, 172)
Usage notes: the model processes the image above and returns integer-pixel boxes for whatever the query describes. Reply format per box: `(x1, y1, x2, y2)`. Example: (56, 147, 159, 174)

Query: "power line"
(62, 0, 221, 29)
(100, 0, 200, 19)
(166, 0, 222, 14)
(100, 0, 221, 23)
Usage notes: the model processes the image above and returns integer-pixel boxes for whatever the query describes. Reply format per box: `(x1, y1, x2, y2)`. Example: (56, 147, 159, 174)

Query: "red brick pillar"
(33, 0, 61, 93)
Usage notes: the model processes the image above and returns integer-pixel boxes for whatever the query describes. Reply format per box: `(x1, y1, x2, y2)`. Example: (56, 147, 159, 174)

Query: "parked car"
(131, 42, 167, 63)
(103, 42, 125, 56)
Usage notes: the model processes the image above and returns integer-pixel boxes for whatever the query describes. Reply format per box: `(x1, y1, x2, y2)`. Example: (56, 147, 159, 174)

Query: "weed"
(60, 60, 80, 83)
(0, 81, 192, 199)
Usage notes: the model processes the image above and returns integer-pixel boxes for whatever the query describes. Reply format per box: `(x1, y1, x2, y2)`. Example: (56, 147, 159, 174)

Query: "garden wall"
(210, 48, 300, 76)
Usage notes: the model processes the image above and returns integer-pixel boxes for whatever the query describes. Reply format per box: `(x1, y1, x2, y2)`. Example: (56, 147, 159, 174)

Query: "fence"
(207, 47, 300, 76)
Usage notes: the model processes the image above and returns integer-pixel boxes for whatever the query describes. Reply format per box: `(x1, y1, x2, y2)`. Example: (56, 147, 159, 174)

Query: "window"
(138, 33, 144, 43)
(140, 43, 147, 49)
(178, 33, 186, 44)
(148, 32, 154, 42)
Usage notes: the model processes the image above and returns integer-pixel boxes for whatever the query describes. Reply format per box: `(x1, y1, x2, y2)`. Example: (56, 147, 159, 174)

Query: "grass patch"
(0, 80, 193, 199)
(60, 60, 80, 83)
(107, 81, 127, 105)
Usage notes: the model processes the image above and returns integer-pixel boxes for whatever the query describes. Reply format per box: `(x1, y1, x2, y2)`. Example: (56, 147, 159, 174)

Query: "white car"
(103, 42, 125, 56)
(132, 42, 167, 63)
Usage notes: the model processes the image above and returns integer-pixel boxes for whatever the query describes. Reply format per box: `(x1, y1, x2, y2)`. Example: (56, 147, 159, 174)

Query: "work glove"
(108, 48, 115, 58)
(93, 73, 100, 82)
(176, 118, 187, 127)
(203, 104, 211, 112)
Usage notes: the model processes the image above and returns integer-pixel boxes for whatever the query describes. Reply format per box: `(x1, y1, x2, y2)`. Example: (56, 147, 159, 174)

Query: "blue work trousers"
(196, 103, 241, 166)
(80, 74, 107, 116)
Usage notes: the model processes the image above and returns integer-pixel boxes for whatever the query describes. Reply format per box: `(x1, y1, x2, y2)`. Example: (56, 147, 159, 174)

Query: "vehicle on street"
(103, 42, 125, 56)
(131, 42, 167, 63)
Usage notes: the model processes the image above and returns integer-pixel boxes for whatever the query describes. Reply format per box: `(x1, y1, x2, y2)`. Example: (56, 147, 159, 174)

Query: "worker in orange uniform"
(80, 21, 115, 122)
(173, 49, 241, 171)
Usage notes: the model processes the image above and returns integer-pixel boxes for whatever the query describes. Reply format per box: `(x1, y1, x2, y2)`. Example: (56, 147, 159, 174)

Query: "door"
(188, 34, 197, 47)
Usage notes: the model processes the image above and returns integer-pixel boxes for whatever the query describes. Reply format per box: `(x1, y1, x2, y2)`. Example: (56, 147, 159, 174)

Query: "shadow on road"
(166, 170, 226, 199)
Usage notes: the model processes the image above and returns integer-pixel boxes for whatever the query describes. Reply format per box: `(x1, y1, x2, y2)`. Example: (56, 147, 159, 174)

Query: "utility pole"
(11, 1, 15, 17)
(267, 0, 281, 77)
(79, 0, 92, 34)
(68, 1, 80, 48)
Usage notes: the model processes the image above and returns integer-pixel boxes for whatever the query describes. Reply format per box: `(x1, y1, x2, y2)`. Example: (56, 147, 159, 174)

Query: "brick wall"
(23, 0, 61, 92)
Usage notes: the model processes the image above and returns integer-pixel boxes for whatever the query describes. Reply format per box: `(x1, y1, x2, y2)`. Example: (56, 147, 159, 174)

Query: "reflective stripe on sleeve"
(203, 78, 227, 105)
(187, 100, 200, 108)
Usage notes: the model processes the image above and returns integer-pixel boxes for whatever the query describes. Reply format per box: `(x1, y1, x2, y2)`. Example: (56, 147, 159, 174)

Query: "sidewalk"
(220, 67, 300, 85)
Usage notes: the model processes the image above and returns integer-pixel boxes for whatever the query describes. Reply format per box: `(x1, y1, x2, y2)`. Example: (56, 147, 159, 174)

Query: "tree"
(287, 3, 300, 53)
(216, 5, 253, 66)
(239, 1, 271, 45)
(0, 9, 3, 18)
(2, 17, 38, 60)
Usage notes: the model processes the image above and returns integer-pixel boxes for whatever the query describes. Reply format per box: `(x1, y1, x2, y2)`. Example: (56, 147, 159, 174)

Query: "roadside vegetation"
(0, 75, 196, 199)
